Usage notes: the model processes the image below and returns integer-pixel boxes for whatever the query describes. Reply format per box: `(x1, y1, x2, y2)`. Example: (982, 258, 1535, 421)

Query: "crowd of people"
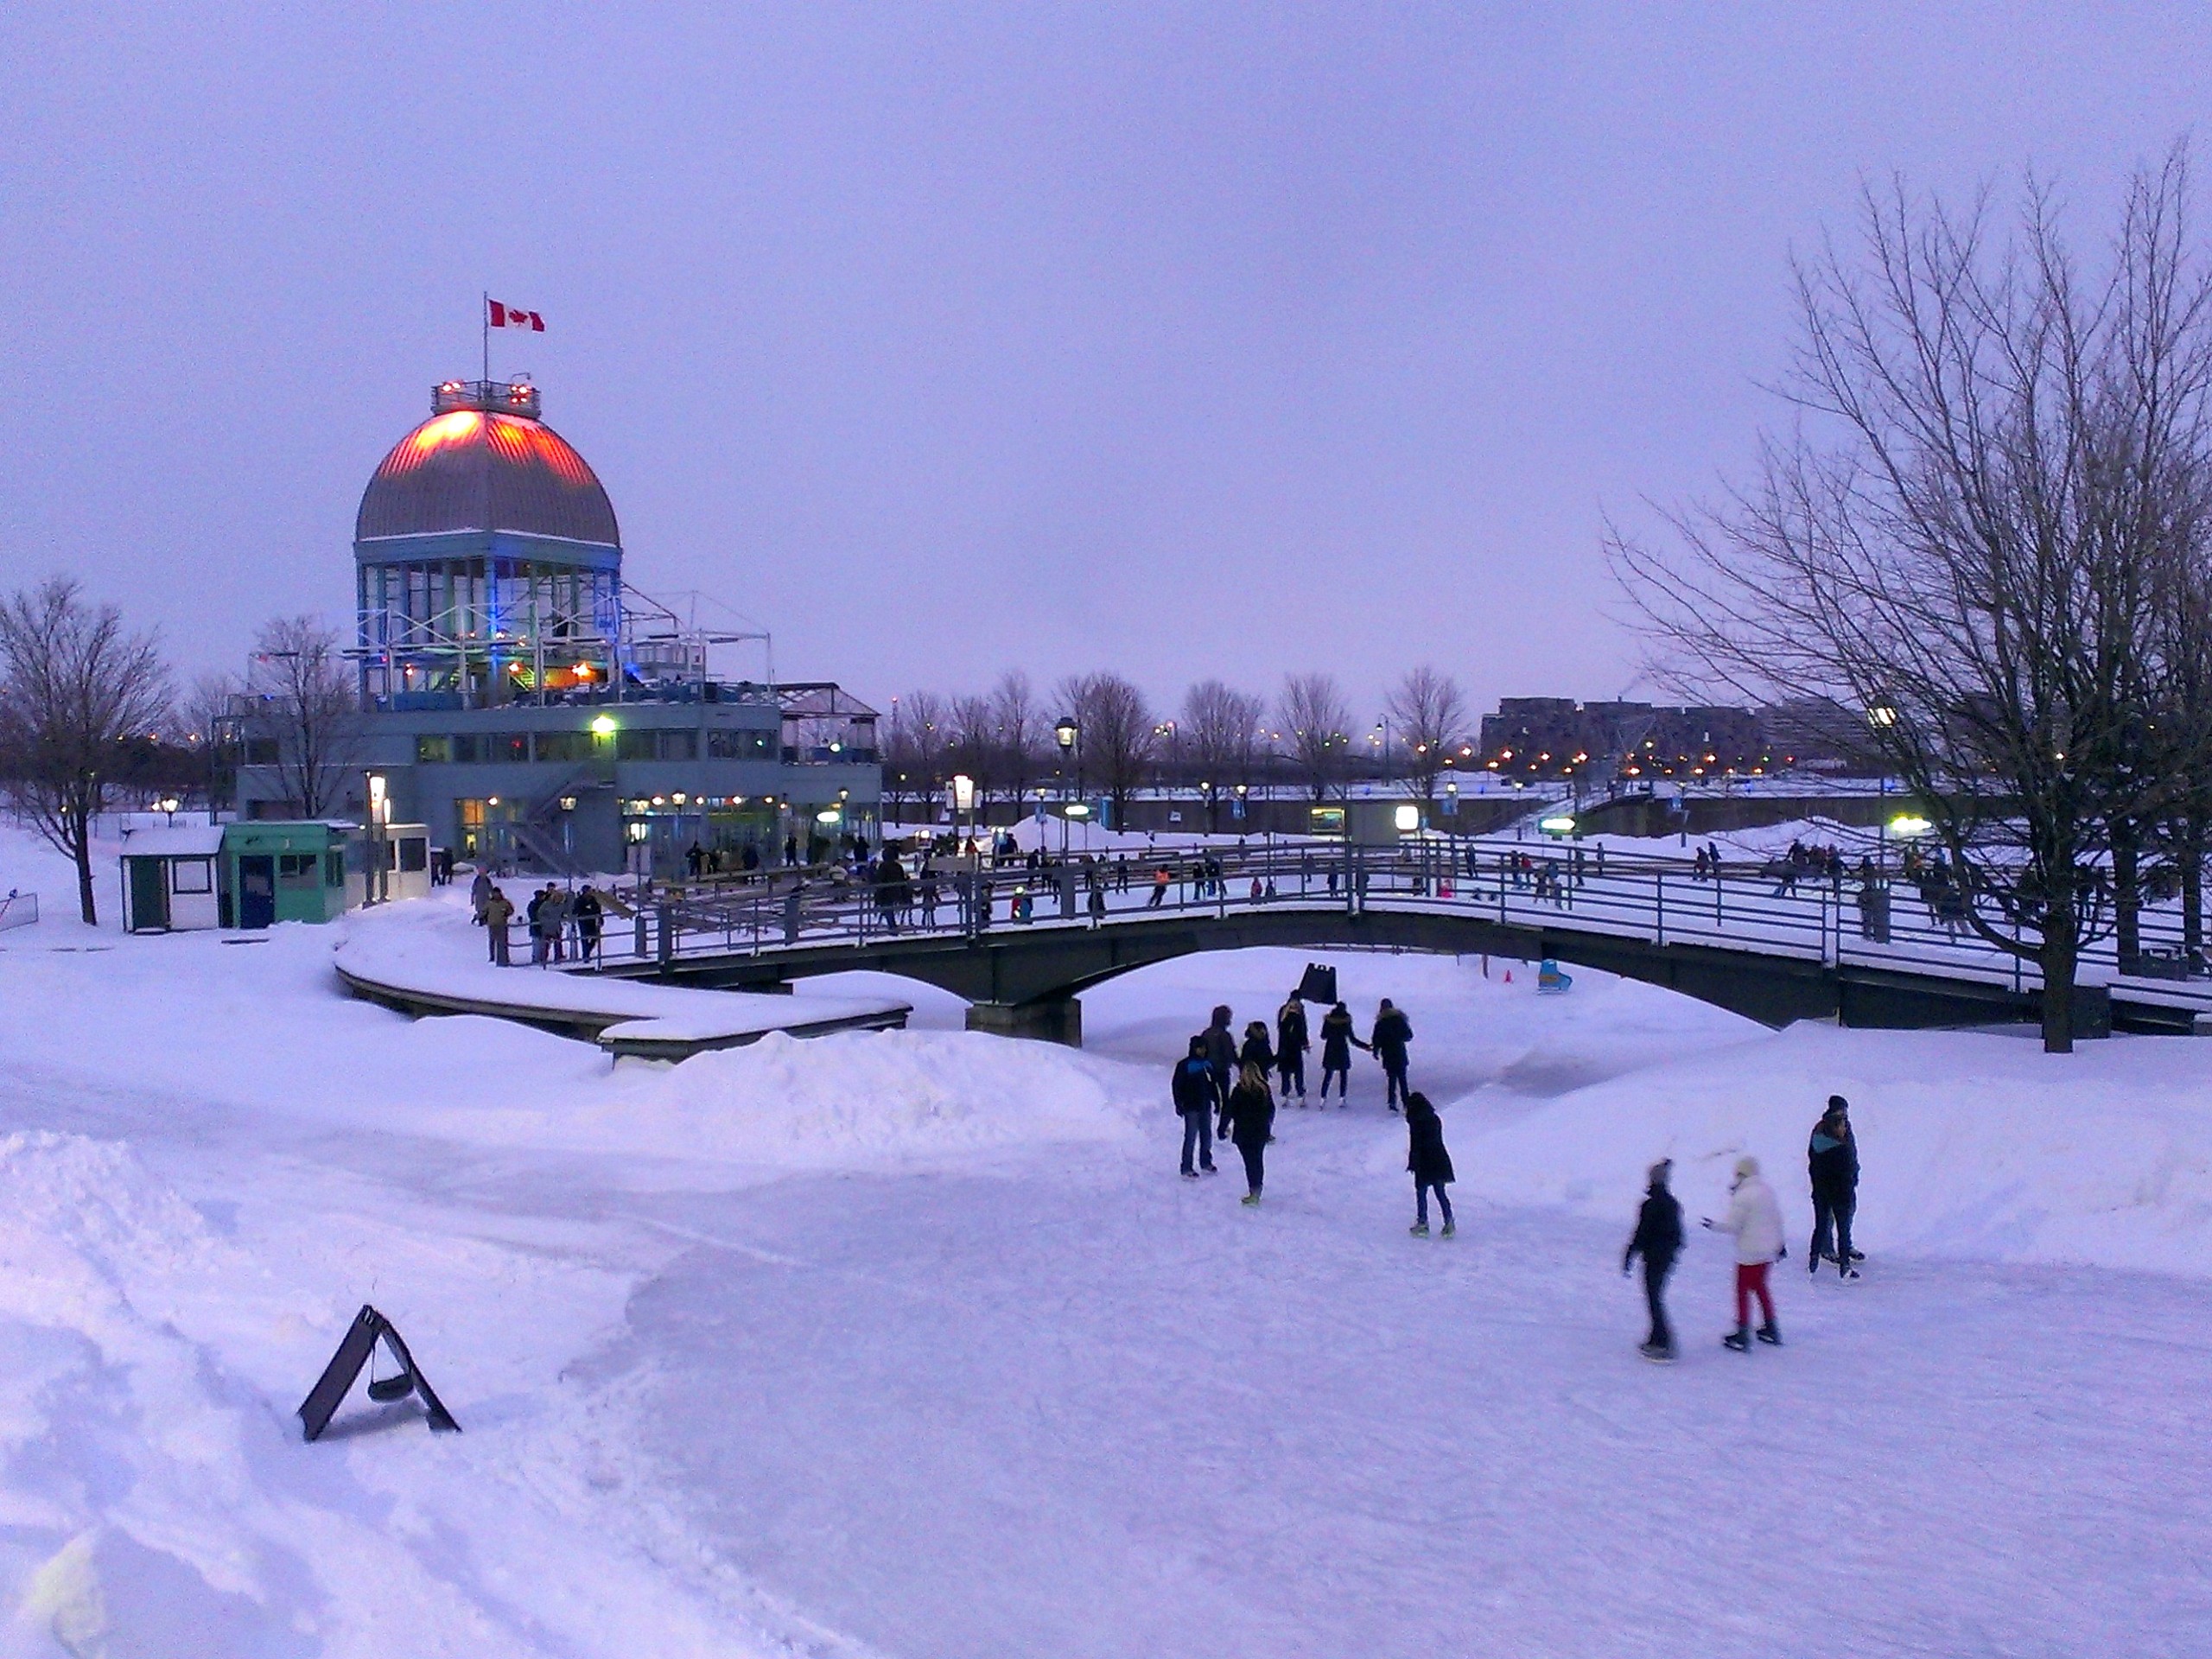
(1168, 997, 1866, 1364)
(468, 869, 607, 965)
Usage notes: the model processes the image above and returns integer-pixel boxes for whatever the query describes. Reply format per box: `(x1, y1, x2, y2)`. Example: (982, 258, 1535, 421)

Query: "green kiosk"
(218, 822, 351, 929)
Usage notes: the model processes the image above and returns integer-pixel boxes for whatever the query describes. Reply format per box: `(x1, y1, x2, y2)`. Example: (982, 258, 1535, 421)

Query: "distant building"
(232, 378, 880, 872)
(1473, 695, 1871, 782)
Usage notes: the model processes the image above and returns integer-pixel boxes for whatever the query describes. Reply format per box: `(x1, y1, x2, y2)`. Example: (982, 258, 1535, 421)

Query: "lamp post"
(1054, 716, 1079, 858)
(365, 772, 390, 905)
(952, 772, 976, 859)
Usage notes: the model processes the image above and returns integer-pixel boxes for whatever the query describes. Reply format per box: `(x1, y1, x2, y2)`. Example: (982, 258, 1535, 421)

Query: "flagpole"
(481, 290, 490, 384)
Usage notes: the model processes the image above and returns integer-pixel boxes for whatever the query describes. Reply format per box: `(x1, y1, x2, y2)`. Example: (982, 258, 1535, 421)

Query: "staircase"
(492, 761, 615, 877)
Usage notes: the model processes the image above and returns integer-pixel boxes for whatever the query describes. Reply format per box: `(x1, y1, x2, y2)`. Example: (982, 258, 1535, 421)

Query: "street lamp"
(366, 772, 390, 904)
(952, 772, 976, 857)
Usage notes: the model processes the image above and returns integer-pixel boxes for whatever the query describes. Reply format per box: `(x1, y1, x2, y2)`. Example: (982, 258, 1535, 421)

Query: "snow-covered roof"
(119, 824, 224, 858)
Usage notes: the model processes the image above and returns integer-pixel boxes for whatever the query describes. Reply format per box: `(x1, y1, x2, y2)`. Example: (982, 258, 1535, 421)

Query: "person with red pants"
(1704, 1155, 1786, 1351)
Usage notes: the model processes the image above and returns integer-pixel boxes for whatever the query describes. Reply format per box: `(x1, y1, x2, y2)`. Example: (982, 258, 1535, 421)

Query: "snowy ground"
(1, 821, 2209, 1654)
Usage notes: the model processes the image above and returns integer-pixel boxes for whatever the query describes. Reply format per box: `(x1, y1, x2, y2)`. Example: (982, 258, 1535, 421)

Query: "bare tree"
(1611, 153, 2212, 1052)
(1180, 679, 1266, 830)
(251, 614, 362, 818)
(946, 692, 1005, 811)
(992, 671, 1042, 802)
(1383, 665, 1471, 798)
(0, 578, 172, 924)
(1059, 671, 1155, 825)
(883, 690, 952, 820)
(181, 668, 242, 812)
(1277, 672, 1353, 802)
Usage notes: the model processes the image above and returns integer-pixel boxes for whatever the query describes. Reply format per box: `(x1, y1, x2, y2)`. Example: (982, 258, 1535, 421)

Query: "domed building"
(234, 378, 880, 878)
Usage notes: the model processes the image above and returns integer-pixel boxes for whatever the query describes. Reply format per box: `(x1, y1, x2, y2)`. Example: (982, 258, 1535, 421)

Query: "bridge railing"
(568, 836, 2212, 1007)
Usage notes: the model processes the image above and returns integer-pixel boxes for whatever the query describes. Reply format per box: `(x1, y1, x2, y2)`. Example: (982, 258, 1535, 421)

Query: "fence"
(525, 836, 2212, 1015)
(0, 891, 38, 933)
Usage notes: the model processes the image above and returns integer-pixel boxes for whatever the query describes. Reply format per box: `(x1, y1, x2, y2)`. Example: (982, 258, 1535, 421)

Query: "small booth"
(118, 824, 226, 932)
(217, 822, 352, 928)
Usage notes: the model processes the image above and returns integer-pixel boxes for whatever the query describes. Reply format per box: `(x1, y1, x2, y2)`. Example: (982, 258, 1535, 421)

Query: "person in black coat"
(1171, 1036, 1220, 1179)
(1403, 1092, 1455, 1236)
(1319, 1001, 1363, 1105)
(1204, 1005, 1239, 1137)
(1224, 1061, 1276, 1205)
(1275, 993, 1310, 1104)
(1370, 999, 1414, 1113)
(1238, 1020, 1274, 1076)
(1808, 1095, 1862, 1279)
(1623, 1159, 1686, 1361)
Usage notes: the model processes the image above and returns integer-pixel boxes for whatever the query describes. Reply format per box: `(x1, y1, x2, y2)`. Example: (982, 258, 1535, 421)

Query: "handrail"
(534, 835, 2212, 1010)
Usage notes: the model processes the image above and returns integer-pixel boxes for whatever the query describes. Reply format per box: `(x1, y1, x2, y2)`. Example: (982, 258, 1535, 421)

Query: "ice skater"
(1205, 1005, 1239, 1139)
(1173, 1035, 1220, 1179)
(1808, 1096, 1861, 1279)
(1370, 998, 1414, 1111)
(1403, 1092, 1455, 1236)
(1319, 1001, 1363, 1105)
(1224, 1061, 1276, 1206)
(1623, 1159, 1684, 1361)
(1275, 990, 1310, 1103)
(1704, 1156, 1785, 1351)
(1239, 1019, 1275, 1075)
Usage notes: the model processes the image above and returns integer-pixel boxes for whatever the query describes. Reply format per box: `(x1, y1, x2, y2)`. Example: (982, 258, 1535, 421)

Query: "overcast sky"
(3, 3, 2209, 721)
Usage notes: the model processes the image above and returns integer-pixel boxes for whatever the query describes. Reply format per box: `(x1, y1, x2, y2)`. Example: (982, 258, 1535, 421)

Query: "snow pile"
(607, 1027, 1145, 1168)
(1463, 1020, 2212, 1278)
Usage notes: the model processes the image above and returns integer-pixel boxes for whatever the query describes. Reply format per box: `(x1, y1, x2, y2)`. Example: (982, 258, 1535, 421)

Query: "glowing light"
(1540, 814, 1577, 835)
(1393, 804, 1421, 832)
(590, 715, 617, 737)
(1889, 814, 1933, 837)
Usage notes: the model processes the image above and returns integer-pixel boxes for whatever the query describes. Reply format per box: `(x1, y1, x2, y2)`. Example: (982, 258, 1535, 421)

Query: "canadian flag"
(488, 299, 544, 332)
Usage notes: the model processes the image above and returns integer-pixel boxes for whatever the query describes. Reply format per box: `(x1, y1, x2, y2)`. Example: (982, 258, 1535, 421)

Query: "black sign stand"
(297, 1305, 461, 1442)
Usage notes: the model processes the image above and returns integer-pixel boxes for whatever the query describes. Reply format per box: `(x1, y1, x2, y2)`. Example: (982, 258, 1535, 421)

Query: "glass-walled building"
(232, 378, 880, 874)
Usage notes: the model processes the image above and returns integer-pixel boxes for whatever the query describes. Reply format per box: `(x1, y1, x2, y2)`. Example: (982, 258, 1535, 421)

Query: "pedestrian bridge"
(578, 837, 2212, 1045)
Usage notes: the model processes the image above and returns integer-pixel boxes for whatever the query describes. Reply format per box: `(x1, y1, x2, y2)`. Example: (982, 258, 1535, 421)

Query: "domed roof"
(356, 386, 620, 550)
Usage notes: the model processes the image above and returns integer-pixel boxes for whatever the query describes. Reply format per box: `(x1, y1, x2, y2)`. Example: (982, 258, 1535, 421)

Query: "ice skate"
(1756, 1322, 1783, 1345)
(1240, 1193, 1262, 1206)
(1639, 1342, 1675, 1363)
(1722, 1325, 1751, 1352)
(1409, 1223, 1429, 1237)
(1440, 1221, 1455, 1238)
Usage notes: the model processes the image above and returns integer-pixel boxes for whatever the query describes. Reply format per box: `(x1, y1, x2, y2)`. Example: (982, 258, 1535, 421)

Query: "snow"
(1, 820, 2209, 1654)
(336, 885, 912, 1050)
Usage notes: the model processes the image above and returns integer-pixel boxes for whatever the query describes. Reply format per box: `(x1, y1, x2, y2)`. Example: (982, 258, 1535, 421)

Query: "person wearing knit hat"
(1623, 1159, 1685, 1361)
(1704, 1155, 1787, 1351)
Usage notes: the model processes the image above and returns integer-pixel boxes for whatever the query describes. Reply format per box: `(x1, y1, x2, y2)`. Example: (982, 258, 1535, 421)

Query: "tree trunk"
(2186, 811, 2206, 963)
(2039, 904, 2077, 1055)
(73, 832, 98, 926)
(2113, 817, 2139, 968)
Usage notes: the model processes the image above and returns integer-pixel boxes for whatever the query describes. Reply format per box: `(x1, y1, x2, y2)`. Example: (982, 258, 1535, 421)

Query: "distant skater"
(1224, 1061, 1277, 1205)
(1403, 1092, 1455, 1237)
(1370, 998, 1414, 1112)
(1808, 1095, 1862, 1279)
(1173, 1035, 1220, 1179)
(1704, 1156, 1786, 1351)
(1275, 991, 1310, 1103)
(1319, 1001, 1363, 1105)
(1623, 1159, 1684, 1361)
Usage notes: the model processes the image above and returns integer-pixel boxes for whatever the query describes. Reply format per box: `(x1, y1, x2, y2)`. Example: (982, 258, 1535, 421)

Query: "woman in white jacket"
(1703, 1156, 1784, 1351)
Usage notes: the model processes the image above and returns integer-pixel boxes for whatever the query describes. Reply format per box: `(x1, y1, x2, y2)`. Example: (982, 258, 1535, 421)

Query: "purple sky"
(3, 5, 2208, 721)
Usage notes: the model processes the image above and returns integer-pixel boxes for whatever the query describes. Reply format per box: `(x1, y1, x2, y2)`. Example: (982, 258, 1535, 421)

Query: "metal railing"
(0, 890, 36, 932)
(518, 836, 2212, 1013)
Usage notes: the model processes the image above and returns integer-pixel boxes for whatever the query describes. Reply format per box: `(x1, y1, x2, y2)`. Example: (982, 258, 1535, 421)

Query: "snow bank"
(600, 1027, 1144, 1169)
(1462, 1020, 2212, 1279)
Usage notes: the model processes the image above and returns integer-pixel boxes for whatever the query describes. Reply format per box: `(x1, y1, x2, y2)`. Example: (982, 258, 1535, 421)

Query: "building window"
(397, 837, 429, 873)
(493, 733, 531, 764)
(245, 738, 279, 766)
(616, 729, 657, 762)
(708, 728, 773, 760)
(171, 858, 212, 894)
(324, 851, 346, 887)
(661, 730, 695, 761)
(416, 734, 454, 764)
(536, 729, 591, 765)
(277, 854, 321, 889)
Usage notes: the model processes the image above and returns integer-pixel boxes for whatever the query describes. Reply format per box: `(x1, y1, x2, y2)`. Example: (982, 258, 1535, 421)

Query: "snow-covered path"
(601, 1115, 2212, 1659)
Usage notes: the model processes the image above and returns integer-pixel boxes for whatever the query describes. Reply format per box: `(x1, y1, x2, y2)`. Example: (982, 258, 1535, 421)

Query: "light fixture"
(1539, 814, 1577, 835)
(1393, 804, 1421, 833)
(1889, 814, 1933, 837)
(951, 773, 976, 811)
(590, 715, 617, 737)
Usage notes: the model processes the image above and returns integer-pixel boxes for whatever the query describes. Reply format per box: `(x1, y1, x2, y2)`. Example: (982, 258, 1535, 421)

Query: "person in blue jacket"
(1171, 1036, 1220, 1179)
